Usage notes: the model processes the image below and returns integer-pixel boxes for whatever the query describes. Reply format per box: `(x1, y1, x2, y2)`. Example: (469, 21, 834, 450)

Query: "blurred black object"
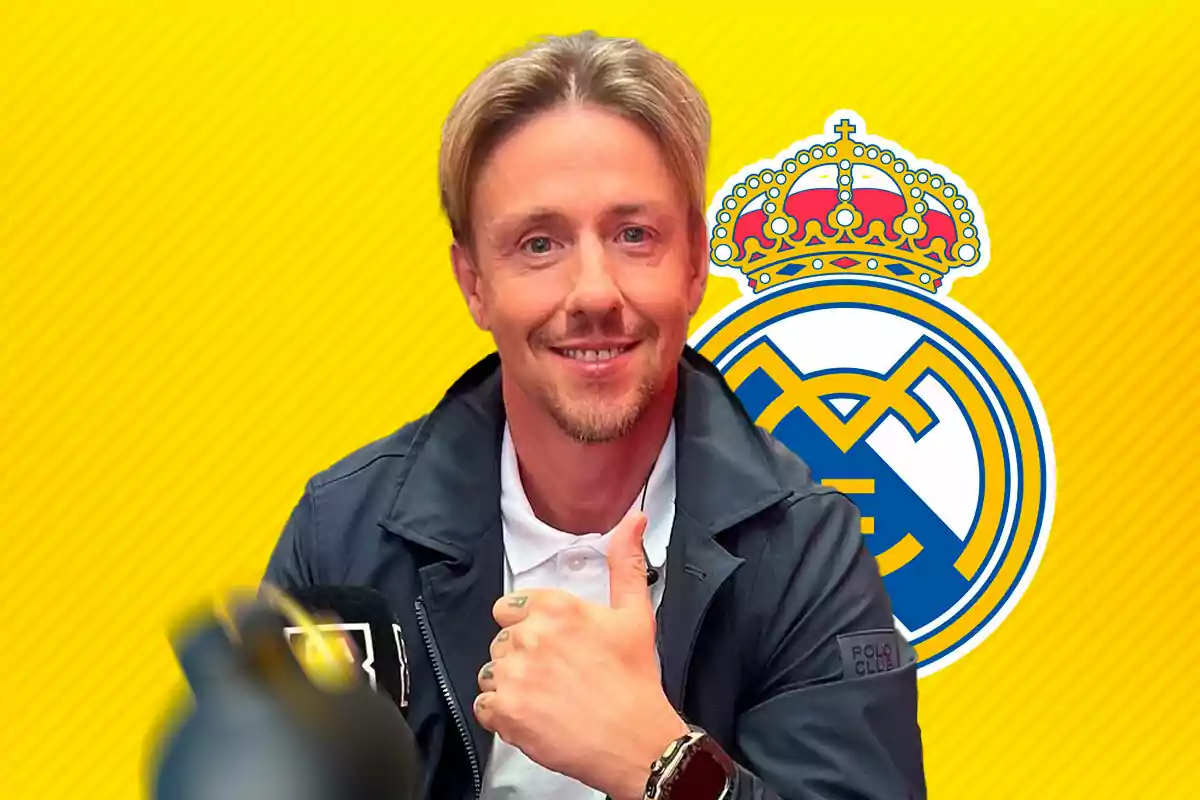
(149, 591, 422, 800)
(286, 585, 411, 714)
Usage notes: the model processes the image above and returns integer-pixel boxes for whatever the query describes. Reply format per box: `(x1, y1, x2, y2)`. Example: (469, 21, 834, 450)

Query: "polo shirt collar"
(500, 421, 676, 577)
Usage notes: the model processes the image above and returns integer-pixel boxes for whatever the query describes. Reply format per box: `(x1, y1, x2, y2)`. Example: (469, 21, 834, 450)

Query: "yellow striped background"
(4, 1, 1198, 797)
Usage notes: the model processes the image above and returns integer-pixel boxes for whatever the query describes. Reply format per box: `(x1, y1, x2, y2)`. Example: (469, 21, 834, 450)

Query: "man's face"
(452, 104, 706, 443)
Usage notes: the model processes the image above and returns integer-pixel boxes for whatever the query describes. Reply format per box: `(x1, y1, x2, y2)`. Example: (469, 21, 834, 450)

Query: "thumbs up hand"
(474, 511, 690, 800)
(605, 509, 662, 615)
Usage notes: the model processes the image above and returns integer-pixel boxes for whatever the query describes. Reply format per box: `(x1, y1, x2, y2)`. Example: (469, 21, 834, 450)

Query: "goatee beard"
(545, 376, 659, 444)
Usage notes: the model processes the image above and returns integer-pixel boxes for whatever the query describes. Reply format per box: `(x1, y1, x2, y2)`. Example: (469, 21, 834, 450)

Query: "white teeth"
(563, 348, 624, 362)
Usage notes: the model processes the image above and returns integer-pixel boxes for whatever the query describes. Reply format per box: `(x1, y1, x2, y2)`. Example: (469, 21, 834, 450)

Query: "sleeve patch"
(836, 629, 902, 679)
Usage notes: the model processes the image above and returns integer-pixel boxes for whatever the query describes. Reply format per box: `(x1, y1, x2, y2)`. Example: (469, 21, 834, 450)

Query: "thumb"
(607, 510, 653, 611)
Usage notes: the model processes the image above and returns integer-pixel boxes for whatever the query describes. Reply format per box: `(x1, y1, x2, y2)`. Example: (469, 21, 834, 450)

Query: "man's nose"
(565, 236, 623, 315)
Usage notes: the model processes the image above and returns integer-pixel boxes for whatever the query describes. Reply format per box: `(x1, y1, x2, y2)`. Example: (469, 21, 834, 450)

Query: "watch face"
(669, 745, 731, 799)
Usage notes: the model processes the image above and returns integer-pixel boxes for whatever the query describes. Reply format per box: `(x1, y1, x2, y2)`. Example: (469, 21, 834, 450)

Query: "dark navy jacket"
(262, 347, 927, 799)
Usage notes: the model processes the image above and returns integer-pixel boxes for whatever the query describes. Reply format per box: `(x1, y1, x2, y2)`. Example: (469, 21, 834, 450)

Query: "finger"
(492, 619, 547, 659)
(492, 591, 537, 628)
(477, 660, 496, 692)
(473, 691, 499, 732)
(606, 510, 653, 611)
(489, 627, 521, 660)
(493, 588, 574, 627)
(489, 629, 512, 660)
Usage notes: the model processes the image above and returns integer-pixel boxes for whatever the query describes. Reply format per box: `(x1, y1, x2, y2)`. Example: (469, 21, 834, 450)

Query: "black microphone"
(642, 544, 661, 586)
(150, 587, 422, 800)
(283, 586, 411, 715)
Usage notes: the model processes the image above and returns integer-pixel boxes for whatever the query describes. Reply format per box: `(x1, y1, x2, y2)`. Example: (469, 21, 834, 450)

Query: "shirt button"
(564, 553, 587, 571)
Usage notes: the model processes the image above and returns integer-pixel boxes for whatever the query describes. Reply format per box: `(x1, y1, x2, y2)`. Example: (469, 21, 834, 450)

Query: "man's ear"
(687, 212, 710, 319)
(450, 240, 490, 331)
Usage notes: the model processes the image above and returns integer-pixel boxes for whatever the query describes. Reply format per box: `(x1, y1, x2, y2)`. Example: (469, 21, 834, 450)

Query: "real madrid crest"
(691, 112, 1057, 676)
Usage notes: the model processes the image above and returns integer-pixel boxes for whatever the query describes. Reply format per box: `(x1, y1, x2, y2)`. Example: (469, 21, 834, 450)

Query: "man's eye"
(522, 236, 554, 255)
(620, 226, 650, 244)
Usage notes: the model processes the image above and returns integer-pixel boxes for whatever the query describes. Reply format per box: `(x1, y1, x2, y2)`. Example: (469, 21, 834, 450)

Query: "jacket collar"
(378, 352, 506, 559)
(378, 346, 790, 555)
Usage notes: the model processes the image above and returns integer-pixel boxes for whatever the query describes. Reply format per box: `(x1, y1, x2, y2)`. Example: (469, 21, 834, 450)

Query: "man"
(263, 31, 926, 800)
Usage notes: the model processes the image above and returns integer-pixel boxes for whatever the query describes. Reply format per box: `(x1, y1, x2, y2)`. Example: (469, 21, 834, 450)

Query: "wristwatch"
(643, 725, 735, 800)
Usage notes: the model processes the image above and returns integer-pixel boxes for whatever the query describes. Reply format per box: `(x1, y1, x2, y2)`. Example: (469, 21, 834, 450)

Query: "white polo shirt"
(479, 422, 676, 800)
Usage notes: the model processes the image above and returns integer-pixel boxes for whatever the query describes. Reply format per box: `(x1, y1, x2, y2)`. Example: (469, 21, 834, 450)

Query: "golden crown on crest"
(709, 116, 983, 293)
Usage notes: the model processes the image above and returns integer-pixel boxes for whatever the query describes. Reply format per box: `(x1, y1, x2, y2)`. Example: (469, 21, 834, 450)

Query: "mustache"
(532, 315, 657, 347)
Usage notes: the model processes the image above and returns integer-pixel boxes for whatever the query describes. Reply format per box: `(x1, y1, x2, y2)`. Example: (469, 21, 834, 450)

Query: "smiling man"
(264, 31, 926, 800)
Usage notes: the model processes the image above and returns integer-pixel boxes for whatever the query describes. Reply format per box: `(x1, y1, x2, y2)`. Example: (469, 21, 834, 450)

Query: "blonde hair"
(438, 31, 711, 244)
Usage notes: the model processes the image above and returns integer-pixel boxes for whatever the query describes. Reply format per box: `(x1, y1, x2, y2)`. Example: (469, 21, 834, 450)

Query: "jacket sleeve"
(261, 480, 322, 590)
(726, 491, 927, 800)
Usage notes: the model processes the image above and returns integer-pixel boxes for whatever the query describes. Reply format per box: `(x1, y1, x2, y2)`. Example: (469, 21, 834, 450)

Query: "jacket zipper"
(415, 597, 483, 799)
